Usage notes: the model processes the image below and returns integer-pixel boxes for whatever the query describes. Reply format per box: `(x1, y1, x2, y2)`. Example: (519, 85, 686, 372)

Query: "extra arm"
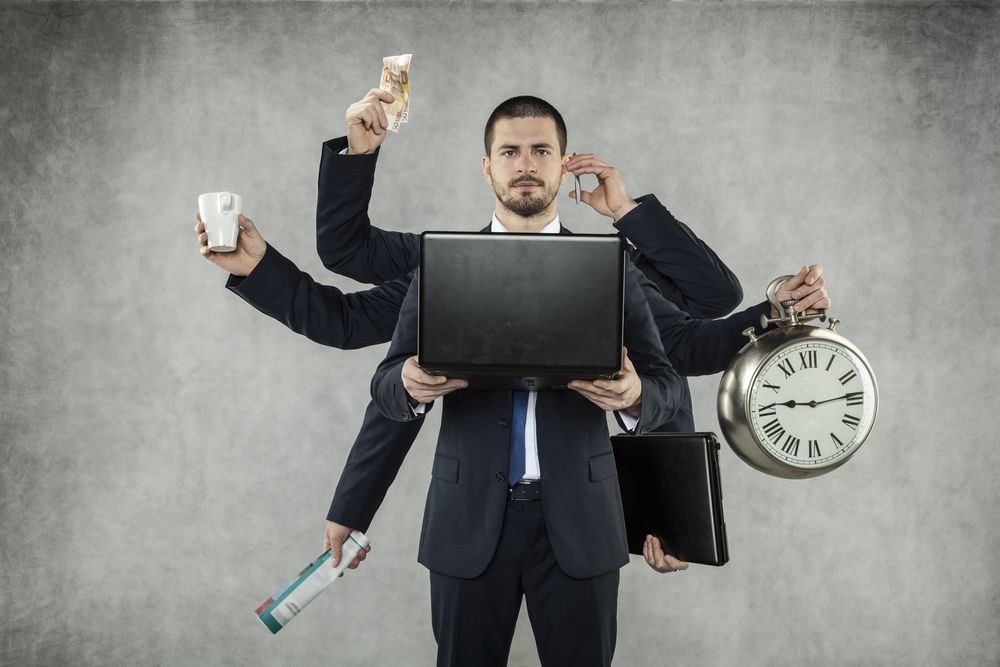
(325, 400, 423, 532)
(226, 242, 408, 350)
(615, 195, 743, 318)
(646, 280, 773, 377)
(616, 263, 686, 432)
(370, 269, 429, 422)
(316, 137, 419, 284)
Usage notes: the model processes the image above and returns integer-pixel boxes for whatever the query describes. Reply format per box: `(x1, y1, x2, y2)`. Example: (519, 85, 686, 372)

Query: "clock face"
(747, 340, 877, 468)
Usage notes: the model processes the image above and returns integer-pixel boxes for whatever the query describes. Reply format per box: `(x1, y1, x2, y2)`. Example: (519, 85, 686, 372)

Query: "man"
(348, 93, 830, 666)
(194, 91, 830, 665)
(365, 101, 684, 666)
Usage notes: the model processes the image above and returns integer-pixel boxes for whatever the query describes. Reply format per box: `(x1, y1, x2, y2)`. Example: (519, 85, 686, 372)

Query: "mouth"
(513, 182, 540, 190)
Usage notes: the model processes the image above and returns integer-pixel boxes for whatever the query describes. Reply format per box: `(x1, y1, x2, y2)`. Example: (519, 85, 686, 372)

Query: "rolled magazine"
(255, 530, 370, 634)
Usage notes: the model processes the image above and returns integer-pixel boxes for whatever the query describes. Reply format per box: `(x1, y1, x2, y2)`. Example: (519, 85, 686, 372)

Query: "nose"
(516, 153, 537, 174)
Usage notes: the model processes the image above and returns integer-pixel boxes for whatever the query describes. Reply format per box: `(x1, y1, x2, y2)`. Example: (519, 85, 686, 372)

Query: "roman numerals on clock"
(762, 419, 785, 442)
(748, 343, 872, 465)
(808, 439, 821, 457)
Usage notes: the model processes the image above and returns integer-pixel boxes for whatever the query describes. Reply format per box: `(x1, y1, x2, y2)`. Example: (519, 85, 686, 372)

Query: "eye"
(501, 150, 515, 157)
(535, 149, 549, 156)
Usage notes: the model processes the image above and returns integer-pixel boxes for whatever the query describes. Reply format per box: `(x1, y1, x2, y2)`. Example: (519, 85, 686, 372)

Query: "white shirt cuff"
(617, 410, 639, 433)
(339, 147, 349, 155)
(410, 402, 428, 416)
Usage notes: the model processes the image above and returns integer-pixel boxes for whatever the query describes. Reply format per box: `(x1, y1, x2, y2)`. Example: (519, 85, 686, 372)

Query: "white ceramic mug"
(198, 191, 243, 252)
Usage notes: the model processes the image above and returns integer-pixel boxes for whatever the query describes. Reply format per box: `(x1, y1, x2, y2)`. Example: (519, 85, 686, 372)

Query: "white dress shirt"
(489, 213, 562, 481)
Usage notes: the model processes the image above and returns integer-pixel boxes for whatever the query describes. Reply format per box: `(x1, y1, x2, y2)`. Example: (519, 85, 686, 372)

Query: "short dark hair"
(484, 96, 567, 156)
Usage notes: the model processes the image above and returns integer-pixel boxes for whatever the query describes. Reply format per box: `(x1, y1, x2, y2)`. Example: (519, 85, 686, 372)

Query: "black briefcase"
(611, 432, 729, 566)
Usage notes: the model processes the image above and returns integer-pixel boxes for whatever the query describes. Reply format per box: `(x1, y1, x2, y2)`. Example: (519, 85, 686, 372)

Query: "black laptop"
(611, 432, 730, 566)
(418, 231, 626, 390)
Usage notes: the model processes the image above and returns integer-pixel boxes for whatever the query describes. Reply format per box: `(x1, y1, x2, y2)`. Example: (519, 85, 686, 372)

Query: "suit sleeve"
(647, 285, 774, 377)
(325, 400, 423, 532)
(617, 263, 686, 433)
(614, 194, 743, 318)
(370, 269, 432, 422)
(316, 136, 420, 284)
(225, 242, 408, 350)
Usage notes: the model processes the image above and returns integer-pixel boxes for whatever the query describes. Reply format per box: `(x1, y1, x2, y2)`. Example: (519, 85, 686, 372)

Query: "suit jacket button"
(498, 417, 510, 427)
(496, 472, 506, 482)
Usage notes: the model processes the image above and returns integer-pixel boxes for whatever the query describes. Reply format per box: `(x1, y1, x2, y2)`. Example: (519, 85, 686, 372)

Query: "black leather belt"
(509, 479, 541, 501)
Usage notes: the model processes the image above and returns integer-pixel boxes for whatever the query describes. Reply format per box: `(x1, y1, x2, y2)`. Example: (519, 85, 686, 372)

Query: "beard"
(494, 177, 558, 217)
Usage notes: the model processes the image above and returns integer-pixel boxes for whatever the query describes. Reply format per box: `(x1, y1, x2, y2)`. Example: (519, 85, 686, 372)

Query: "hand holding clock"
(773, 264, 830, 317)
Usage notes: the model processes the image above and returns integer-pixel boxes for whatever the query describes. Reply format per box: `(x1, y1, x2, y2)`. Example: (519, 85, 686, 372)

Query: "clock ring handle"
(762, 275, 828, 328)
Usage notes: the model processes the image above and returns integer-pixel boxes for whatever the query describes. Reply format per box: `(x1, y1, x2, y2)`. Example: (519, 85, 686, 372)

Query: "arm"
(564, 153, 742, 317)
(226, 242, 409, 350)
(369, 269, 469, 420)
(648, 265, 831, 377)
(614, 194, 743, 318)
(618, 263, 686, 432)
(652, 288, 771, 377)
(316, 89, 421, 284)
(325, 400, 424, 533)
(569, 263, 685, 433)
(316, 136, 420, 284)
(370, 270, 429, 421)
(196, 210, 408, 350)
(322, 395, 426, 573)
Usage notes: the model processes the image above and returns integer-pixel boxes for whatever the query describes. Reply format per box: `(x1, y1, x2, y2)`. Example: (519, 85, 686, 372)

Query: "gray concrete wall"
(1, 1, 997, 665)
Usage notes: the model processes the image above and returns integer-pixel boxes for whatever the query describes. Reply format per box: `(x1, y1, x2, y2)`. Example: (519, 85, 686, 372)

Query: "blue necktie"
(508, 390, 529, 487)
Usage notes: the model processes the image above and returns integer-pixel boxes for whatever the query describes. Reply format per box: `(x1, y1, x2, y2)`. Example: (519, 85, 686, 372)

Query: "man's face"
(482, 116, 569, 218)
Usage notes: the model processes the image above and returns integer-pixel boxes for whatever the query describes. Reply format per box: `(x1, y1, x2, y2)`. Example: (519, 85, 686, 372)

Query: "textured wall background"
(1, 1, 997, 665)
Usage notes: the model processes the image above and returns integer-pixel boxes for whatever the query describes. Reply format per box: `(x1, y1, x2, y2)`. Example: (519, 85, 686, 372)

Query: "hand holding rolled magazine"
(255, 530, 370, 634)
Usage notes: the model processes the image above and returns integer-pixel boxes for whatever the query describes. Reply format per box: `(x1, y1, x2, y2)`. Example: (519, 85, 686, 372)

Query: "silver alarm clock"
(717, 276, 879, 479)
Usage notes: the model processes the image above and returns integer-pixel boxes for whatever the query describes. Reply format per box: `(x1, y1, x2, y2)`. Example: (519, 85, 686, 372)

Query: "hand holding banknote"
(345, 88, 396, 155)
(344, 55, 412, 154)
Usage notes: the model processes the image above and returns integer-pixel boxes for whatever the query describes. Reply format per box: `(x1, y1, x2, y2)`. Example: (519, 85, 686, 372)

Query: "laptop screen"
(419, 232, 625, 379)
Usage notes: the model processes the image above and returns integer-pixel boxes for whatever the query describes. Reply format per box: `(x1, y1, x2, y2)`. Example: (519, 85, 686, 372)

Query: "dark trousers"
(429, 497, 620, 667)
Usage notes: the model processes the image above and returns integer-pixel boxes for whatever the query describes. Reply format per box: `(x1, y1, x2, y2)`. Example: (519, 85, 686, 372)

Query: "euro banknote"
(380, 54, 411, 132)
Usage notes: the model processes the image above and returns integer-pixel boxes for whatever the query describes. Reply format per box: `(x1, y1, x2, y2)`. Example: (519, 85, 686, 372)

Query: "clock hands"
(760, 393, 854, 409)
(811, 393, 855, 406)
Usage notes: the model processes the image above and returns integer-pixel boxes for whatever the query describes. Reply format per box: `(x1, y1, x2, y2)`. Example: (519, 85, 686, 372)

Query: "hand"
(401, 356, 468, 405)
(195, 213, 266, 277)
(565, 153, 638, 221)
(324, 520, 371, 574)
(568, 347, 642, 416)
(345, 88, 396, 155)
(643, 534, 689, 574)
(774, 264, 831, 317)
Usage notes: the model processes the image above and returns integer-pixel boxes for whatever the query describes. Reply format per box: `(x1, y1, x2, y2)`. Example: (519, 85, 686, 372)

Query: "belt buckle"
(508, 479, 539, 501)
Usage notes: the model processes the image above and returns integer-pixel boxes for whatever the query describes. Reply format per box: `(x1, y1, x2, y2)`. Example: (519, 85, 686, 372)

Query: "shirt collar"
(490, 213, 561, 234)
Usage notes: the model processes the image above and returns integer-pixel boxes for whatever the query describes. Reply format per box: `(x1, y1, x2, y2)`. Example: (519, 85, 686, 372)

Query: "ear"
(560, 153, 571, 185)
(482, 155, 492, 185)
